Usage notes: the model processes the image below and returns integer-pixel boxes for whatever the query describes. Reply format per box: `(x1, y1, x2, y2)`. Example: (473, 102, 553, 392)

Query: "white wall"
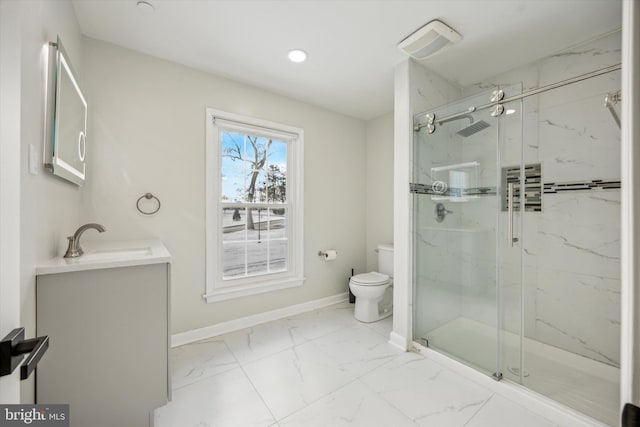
(81, 38, 367, 335)
(0, 0, 24, 404)
(365, 113, 393, 272)
(14, 0, 85, 403)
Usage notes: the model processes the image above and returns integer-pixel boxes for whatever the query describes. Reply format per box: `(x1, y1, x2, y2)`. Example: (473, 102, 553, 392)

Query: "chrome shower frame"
(415, 63, 622, 133)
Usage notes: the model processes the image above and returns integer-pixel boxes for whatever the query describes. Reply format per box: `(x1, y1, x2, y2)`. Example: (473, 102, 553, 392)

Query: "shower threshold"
(420, 317, 619, 426)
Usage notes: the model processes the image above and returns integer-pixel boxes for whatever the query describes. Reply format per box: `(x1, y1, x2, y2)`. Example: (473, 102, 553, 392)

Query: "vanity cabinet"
(36, 243, 170, 427)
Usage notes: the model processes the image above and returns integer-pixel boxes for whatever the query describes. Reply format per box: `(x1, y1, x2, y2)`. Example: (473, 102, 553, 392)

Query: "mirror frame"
(44, 37, 87, 186)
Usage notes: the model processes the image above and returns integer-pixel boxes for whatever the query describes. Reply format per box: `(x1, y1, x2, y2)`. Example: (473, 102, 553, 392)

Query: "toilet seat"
(351, 272, 390, 286)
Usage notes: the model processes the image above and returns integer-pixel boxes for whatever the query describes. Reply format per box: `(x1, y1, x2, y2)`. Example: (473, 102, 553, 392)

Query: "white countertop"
(36, 239, 171, 275)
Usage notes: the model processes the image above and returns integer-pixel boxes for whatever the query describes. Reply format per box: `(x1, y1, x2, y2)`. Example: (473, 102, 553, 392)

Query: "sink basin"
(36, 240, 171, 275)
(79, 247, 153, 261)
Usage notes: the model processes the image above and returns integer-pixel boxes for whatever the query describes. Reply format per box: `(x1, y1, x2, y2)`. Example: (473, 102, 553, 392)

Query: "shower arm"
(439, 113, 475, 127)
(414, 107, 476, 131)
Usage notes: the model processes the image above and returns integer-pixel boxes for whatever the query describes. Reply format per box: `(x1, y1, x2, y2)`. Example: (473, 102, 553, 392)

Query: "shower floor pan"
(422, 317, 619, 426)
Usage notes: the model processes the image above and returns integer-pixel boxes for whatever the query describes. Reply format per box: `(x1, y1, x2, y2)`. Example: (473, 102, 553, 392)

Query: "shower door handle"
(508, 183, 519, 247)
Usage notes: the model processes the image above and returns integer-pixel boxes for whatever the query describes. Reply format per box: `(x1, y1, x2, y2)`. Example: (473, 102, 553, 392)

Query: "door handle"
(622, 403, 640, 426)
(0, 328, 49, 380)
(508, 183, 519, 247)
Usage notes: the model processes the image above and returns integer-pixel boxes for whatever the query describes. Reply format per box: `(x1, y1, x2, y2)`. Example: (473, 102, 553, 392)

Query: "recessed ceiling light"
(136, 1, 155, 15)
(288, 50, 307, 63)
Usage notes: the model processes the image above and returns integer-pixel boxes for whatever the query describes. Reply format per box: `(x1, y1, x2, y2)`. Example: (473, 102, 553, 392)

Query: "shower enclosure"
(411, 33, 621, 426)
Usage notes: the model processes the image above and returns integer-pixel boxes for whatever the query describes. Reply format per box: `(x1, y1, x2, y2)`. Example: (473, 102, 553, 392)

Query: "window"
(205, 109, 304, 302)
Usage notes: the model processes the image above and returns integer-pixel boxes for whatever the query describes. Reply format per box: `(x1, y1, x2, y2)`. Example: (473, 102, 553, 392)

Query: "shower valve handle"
(435, 203, 453, 223)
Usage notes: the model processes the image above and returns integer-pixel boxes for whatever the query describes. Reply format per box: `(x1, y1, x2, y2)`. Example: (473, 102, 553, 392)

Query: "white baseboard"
(172, 292, 349, 347)
(388, 331, 409, 351)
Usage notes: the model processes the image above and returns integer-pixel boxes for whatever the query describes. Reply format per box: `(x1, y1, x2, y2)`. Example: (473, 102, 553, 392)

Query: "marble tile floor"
(155, 302, 563, 427)
(425, 317, 619, 426)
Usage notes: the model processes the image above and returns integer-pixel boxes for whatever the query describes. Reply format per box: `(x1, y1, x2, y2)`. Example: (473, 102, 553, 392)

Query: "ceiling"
(72, 0, 622, 121)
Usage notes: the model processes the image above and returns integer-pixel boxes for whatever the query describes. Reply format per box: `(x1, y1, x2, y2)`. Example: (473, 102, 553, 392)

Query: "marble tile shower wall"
(411, 31, 621, 366)
(466, 31, 621, 365)
(411, 62, 466, 337)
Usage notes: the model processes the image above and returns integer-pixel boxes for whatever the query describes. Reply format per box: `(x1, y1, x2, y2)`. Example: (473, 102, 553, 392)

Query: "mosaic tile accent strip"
(409, 183, 496, 197)
(411, 171, 619, 215)
(543, 179, 621, 193)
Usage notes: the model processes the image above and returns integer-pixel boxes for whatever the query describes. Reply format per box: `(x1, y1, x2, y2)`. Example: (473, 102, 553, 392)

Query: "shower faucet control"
(435, 203, 453, 223)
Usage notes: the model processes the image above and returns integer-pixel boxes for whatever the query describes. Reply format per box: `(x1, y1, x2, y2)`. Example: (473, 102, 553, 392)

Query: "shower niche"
(430, 162, 479, 202)
(500, 163, 542, 212)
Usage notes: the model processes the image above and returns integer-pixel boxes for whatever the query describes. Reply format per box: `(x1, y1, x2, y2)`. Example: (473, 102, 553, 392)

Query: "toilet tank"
(377, 244, 394, 277)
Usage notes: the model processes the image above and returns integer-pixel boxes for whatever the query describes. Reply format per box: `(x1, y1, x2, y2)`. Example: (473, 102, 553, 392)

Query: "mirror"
(44, 37, 87, 186)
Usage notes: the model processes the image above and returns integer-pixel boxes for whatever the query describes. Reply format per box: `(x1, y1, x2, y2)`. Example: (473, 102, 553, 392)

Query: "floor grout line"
(237, 359, 280, 425)
(356, 375, 422, 426)
(160, 303, 587, 426)
(168, 337, 241, 392)
(274, 376, 363, 424)
(462, 393, 494, 427)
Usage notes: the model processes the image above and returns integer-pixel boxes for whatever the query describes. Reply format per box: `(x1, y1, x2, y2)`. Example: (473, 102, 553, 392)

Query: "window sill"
(203, 276, 305, 303)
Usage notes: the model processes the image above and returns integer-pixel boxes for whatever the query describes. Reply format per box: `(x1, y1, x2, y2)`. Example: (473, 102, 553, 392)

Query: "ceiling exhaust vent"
(398, 19, 462, 59)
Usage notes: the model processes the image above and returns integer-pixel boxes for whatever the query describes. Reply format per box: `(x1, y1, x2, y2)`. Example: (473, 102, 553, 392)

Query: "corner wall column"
(620, 0, 640, 411)
(390, 59, 413, 351)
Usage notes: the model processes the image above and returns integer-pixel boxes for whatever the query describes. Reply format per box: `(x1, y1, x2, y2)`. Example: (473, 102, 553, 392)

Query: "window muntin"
(205, 109, 303, 302)
(219, 130, 289, 280)
(221, 207, 288, 279)
(220, 133, 287, 204)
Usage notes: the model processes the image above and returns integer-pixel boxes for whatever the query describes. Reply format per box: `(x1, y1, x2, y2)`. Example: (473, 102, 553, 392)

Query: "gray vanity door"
(36, 263, 169, 427)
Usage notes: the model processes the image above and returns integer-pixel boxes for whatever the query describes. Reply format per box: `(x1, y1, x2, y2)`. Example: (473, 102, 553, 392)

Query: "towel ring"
(136, 193, 161, 215)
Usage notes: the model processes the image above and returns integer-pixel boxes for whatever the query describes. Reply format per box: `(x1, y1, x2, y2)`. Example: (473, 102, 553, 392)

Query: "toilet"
(349, 244, 393, 322)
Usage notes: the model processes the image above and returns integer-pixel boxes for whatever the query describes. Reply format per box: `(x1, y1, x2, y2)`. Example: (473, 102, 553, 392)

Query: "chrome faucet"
(63, 223, 107, 258)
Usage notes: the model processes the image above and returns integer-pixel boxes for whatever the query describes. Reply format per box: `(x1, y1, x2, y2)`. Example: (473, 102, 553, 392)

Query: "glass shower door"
(412, 87, 523, 380)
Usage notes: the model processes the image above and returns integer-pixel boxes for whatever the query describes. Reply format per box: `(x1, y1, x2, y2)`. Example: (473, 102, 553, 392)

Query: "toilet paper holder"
(318, 250, 338, 260)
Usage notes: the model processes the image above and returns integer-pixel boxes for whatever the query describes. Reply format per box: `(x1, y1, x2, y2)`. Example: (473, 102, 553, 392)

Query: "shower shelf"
(430, 162, 479, 202)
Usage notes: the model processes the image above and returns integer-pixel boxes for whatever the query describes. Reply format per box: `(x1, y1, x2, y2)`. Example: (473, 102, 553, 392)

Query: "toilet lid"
(351, 272, 390, 286)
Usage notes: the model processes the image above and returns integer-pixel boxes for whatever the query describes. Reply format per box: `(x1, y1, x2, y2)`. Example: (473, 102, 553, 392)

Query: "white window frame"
(204, 108, 304, 303)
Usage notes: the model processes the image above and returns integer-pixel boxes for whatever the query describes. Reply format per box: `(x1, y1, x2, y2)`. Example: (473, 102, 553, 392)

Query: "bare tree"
(223, 135, 272, 230)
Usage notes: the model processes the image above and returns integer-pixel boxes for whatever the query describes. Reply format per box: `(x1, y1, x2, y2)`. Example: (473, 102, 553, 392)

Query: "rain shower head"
(457, 120, 490, 137)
